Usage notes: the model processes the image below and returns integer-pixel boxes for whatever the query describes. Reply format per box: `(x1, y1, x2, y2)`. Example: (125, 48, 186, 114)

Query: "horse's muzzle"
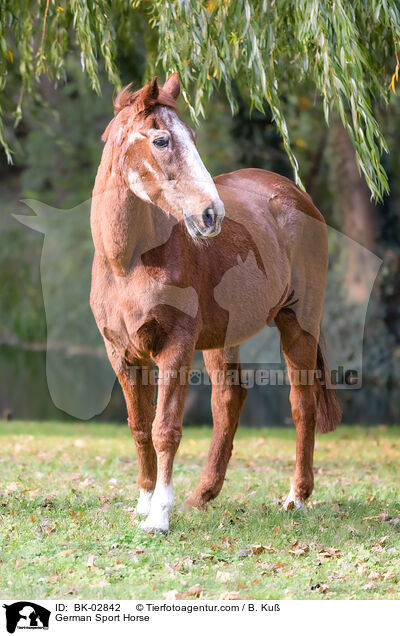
(184, 201, 225, 239)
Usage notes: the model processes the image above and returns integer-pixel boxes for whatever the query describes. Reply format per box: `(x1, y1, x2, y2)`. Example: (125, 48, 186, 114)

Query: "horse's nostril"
(202, 207, 215, 228)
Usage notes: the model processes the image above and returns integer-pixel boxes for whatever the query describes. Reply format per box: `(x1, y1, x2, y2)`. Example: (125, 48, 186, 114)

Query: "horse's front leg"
(139, 340, 194, 533)
(104, 343, 157, 518)
(185, 346, 247, 509)
(106, 341, 157, 517)
(125, 362, 157, 518)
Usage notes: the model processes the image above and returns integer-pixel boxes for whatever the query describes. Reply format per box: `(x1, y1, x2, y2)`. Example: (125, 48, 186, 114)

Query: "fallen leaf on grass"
(216, 571, 231, 582)
(237, 549, 251, 558)
(90, 581, 109, 588)
(5, 482, 18, 494)
(329, 571, 349, 583)
(318, 547, 342, 560)
(376, 536, 389, 545)
(219, 592, 239, 601)
(40, 520, 58, 535)
(57, 549, 76, 557)
(115, 562, 126, 570)
(362, 581, 376, 590)
(164, 590, 183, 600)
(70, 511, 84, 519)
(87, 554, 97, 569)
(172, 557, 193, 572)
(45, 574, 60, 584)
(250, 544, 275, 555)
(185, 584, 203, 598)
(365, 570, 394, 581)
(371, 545, 384, 554)
(163, 585, 204, 600)
(287, 541, 310, 556)
(219, 591, 250, 600)
(24, 489, 40, 499)
(371, 536, 389, 553)
(259, 561, 288, 573)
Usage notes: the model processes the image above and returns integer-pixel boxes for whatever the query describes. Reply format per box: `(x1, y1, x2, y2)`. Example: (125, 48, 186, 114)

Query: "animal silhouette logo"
(2, 602, 50, 634)
(14, 197, 382, 418)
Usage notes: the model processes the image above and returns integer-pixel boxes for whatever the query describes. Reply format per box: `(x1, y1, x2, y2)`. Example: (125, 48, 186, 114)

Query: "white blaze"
(127, 131, 145, 144)
(167, 111, 220, 202)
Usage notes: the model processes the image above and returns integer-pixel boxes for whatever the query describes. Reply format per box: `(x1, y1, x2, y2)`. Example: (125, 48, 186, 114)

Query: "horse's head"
(102, 73, 225, 239)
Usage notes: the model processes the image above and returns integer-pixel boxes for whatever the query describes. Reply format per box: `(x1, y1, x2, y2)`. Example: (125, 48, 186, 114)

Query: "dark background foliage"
(0, 2, 399, 425)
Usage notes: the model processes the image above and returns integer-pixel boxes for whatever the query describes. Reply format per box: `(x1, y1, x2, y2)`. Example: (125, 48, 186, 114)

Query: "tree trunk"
(328, 116, 379, 303)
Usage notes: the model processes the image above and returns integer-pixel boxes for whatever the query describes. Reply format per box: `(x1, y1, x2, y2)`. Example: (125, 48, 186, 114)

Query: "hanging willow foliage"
(1, 0, 399, 199)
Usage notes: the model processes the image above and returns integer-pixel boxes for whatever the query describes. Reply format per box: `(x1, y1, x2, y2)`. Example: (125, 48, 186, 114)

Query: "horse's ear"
(163, 72, 180, 100)
(113, 82, 135, 116)
(141, 77, 159, 110)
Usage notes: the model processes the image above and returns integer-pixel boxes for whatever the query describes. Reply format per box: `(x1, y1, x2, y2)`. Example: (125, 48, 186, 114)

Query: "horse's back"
(214, 168, 325, 224)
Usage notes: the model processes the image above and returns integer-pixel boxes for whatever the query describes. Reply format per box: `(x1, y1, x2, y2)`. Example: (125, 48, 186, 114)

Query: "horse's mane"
(102, 78, 177, 143)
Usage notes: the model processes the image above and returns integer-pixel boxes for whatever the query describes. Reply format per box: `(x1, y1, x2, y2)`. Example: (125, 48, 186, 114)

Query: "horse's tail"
(315, 329, 342, 433)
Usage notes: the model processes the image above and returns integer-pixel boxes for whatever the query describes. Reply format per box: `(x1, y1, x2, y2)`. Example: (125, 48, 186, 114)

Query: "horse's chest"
(92, 258, 198, 358)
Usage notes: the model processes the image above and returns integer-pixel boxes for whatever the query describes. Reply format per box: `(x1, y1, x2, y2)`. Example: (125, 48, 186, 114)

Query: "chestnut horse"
(90, 73, 342, 533)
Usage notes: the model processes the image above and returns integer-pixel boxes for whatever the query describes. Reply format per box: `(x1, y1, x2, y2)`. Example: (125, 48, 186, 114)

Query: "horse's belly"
(198, 252, 290, 350)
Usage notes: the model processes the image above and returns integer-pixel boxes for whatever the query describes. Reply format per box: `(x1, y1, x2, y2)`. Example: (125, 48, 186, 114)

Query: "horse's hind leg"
(185, 346, 247, 509)
(275, 309, 318, 509)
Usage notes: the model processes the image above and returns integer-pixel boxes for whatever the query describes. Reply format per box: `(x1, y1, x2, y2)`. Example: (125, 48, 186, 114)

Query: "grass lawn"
(0, 420, 399, 600)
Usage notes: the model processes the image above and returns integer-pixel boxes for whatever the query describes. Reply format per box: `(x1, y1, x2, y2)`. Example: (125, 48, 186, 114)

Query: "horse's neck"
(91, 172, 178, 276)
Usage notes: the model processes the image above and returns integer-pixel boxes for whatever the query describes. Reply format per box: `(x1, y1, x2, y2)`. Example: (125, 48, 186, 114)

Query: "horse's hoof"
(283, 498, 305, 511)
(184, 493, 208, 510)
(138, 517, 169, 535)
(282, 486, 305, 511)
(135, 490, 153, 518)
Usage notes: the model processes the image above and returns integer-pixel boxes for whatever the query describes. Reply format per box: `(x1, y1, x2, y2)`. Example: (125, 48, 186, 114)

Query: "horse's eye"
(153, 137, 169, 149)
